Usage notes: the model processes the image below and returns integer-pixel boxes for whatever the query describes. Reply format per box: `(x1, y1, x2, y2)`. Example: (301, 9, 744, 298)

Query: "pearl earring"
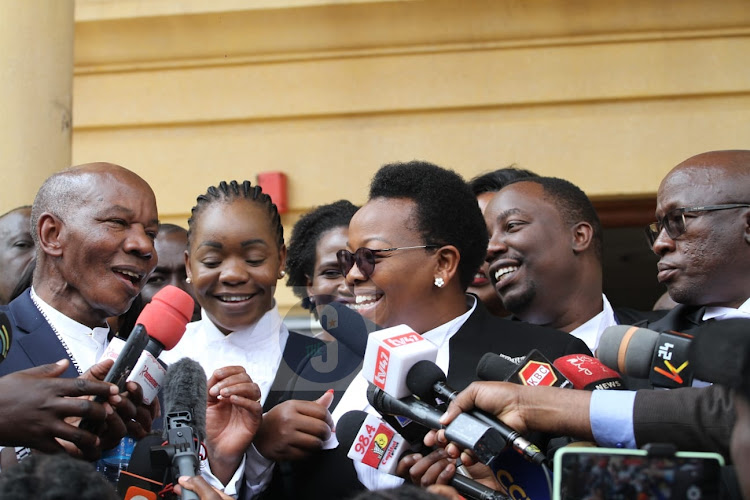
(434, 277, 445, 288)
(186, 277, 192, 284)
(279, 270, 286, 278)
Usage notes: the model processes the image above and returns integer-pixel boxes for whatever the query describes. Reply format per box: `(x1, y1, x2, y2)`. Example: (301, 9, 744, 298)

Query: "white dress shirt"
(161, 302, 289, 498)
(330, 296, 478, 491)
(570, 294, 618, 353)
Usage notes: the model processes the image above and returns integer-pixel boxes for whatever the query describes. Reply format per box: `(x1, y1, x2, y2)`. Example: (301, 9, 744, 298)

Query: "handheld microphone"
(99, 285, 195, 404)
(336, 411, 510, 500)
(477, 350, 573, 388)
(406, 360, 546, 466)
(552, 354, 627, 391)
(151, 358, 207, 500)
(598, 325, 694, 388)
(367, 384, 505, 465)
(361, 324, 438, 399)
(317, 300, 380, 358)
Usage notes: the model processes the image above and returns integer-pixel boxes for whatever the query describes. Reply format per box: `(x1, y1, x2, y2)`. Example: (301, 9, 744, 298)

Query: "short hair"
(0, 453, 117, 500)
(469, 167, 539, 195)
(30, 172, 89, 247)
(187, 180, 284, 249)
(286, 200, 359, 310)
(369, 161, 488, 290)
(158, 222, 187, 236)
(507, 176, 603, 260)
(0, 205, 31, 221)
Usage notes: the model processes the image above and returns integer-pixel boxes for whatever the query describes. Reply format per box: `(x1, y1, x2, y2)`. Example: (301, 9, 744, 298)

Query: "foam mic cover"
(0, 312, 12, 364)
(163, 358, 207, 443)
(318, 301, 379, 358)
(689, 318, 750, 391)
(597, 325, 658, 376)
(138, 285, 195, 351)
(553, 354, 627, 391)
(476, 352, 519, 382)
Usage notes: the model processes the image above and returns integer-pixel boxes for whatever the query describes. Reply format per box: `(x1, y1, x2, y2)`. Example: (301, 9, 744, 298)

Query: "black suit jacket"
(630, 304, 737, 457)
(0, 290, 79, 378)
(263, 300, 591, 499)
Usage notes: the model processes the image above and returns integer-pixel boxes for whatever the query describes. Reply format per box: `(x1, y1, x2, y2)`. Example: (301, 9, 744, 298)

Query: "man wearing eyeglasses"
(427, 150, 749, 498)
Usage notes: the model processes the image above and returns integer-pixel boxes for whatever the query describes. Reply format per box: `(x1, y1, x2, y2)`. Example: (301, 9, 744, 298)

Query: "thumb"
(21, 358, 69, 378)
(315, 389, 335, 409)
(81, 358, 114, 382)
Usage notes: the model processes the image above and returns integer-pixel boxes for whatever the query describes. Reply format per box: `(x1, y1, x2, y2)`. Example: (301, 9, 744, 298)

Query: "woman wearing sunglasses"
(276, 161, 592, 499)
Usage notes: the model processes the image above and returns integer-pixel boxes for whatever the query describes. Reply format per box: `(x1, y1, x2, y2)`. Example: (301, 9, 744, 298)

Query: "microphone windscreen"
(334, 410, 369, 449)
(597, 325, 658, 377)
(690, 318, 750, 390)
(406, 360, 445, 401)
(0, 312, 12, 363)
(553, 354, 627, 391)
(137, 286, 194, 350)
(318, 301, 378, 358)
(476, 352, 518, 381)
(163, 358, 207, 442)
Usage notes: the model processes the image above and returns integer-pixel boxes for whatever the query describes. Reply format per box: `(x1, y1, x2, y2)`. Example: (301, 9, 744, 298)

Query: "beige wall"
(68, 0, 750, 311)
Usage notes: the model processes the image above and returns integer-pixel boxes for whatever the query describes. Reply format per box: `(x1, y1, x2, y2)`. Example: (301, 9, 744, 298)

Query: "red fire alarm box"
(257, 171, 288, 214)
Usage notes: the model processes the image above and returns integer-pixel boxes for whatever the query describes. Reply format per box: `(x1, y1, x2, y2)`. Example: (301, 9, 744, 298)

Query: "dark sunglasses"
(645, 203, 750, 246)
(336, 245, 438, 280)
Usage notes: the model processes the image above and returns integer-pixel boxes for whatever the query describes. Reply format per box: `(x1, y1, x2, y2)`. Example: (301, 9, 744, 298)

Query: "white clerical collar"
(703, 296, 750, 321)
(197, 299, 284, 351)
(421, 295, 477, 349)
(570, 294, 617, 352)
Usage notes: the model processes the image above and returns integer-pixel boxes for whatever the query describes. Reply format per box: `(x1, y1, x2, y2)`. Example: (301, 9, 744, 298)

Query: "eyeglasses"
(336, 245, 438, 280)
(645, 203, 750, 245)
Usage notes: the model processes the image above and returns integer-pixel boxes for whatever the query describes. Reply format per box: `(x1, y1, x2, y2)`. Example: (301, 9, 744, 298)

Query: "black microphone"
(336, 411, 510, 500)
(598, 325, 694, 388)
(406, 360, 546, 466)
(477, 350, 573, 388)
(318, 301, 380, 358)
(151, 358, 207, 500)
(688, 318, 750, 389)
(366, 384, 506, 465)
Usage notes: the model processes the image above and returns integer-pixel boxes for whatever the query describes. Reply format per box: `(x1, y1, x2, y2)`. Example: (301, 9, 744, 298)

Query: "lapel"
(447, 302, 495, 391)
(10, 290, 79, 378)
(646, 304, 706, 334)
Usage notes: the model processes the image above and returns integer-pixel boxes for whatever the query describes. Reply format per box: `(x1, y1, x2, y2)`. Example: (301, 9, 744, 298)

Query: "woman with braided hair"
(161, 180, 330, 496)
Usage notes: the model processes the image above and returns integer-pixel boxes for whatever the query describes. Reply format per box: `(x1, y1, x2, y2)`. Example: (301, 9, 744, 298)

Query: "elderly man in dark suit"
(0, 162, 161, 449)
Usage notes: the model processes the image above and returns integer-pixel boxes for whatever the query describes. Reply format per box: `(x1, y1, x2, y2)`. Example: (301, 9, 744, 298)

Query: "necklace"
(29, 294, 84, 375)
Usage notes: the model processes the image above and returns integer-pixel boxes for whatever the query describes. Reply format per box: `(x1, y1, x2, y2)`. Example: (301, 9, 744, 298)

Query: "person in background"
(0, 206, 34, 305)
(483, 176, 659, 352)
(284, 199, 360, 406)
(467, 168, 538, 317)
(140, 223, 200, 321)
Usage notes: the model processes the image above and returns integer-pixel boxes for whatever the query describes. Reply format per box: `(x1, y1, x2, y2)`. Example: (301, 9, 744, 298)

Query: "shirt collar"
(30, 287, 110, 341)
(421, 295, 477, 348)
(198, 299, 285, 350)
(570, 294, 617, 352)
(703, 296, 750, 321)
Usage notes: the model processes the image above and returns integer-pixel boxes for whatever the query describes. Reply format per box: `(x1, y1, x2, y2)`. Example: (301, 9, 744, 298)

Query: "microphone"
(367, 384, 506, 465)
(552, 354, 627, 391)
(688, 318, 750, 389)
(151, 358, 207, 500)
(361, 324, 438, 399)
(336, 410, 509, 500)
(99, 285, 195, 404)
(477, 350, 573, 388)
(406, 360, 546, 466)
(317, 301, 380, 358)
(598, 325, 694, 388)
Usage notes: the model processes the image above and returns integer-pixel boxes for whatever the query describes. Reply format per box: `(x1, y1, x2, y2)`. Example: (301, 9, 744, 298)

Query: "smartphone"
(78, 326, 150, 433)
(553, 446, 725, 500)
